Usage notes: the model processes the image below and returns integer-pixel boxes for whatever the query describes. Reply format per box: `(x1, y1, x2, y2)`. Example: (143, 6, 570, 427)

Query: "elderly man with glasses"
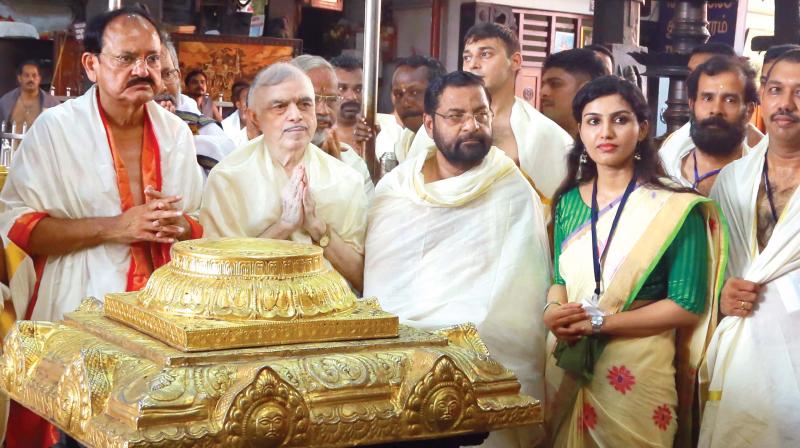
(289, 54, 373, 199)
(201, 63, 368, 292)
(363, 71, 551, 448)
(0, 8, 204, 405)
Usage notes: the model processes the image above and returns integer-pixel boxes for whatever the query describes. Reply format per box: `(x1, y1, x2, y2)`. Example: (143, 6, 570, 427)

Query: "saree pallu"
(545, 187, 727, 447)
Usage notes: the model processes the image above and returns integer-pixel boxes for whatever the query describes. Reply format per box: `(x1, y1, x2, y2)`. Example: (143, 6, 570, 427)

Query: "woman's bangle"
(543, 301, 562, 314)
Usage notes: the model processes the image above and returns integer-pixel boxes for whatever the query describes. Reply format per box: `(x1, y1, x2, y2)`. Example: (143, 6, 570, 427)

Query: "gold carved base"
(0, 302, 542, 448)
(105, 293, 399, 352)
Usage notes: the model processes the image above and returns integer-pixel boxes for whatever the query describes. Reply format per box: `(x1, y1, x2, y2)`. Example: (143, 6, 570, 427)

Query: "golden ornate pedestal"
(0, 238, 541, 447)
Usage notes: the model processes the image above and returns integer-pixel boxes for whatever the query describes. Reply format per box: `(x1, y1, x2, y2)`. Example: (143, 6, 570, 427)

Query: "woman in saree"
(543, 76, 727, 447)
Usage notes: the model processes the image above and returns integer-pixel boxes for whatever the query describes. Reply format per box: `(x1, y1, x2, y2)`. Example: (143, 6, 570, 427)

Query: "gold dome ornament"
(0, 238, 542, 447)
(104, 238, 398, 351)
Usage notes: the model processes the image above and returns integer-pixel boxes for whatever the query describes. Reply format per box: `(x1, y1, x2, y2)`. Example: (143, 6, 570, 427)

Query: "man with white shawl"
(201, 63, 367, 291)
(0, 8, 204, 447)
(364, 71, 551, 448)
(659, 56, 763, 195)
(699, 50, 800, 447)
(406, 23, 572, 209)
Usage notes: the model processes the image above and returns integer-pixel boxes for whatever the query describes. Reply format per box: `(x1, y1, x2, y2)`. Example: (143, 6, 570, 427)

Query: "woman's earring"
(577, 150, 588, 178)
(634, 151, 642, 161)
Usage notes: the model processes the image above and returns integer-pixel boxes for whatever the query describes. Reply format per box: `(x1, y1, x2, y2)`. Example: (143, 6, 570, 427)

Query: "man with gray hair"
(290, 54, 373, 198)
(200, 62, 367, 291)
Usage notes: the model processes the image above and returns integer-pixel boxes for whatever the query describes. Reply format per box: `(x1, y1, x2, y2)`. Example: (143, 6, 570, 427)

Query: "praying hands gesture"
(107, 186, 188, 244)
(270, 165, 327, 241)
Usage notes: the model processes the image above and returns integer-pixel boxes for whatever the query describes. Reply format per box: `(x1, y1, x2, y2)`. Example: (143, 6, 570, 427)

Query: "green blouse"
(552, 187, 709, 314)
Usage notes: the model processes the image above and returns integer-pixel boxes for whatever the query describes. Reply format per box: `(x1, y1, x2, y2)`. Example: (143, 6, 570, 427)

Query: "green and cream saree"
(545, 185, 727, 447)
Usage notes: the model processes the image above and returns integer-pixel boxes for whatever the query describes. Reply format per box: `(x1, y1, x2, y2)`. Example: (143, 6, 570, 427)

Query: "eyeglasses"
(392, 87, 424, 100)
(98, 52, 161, 69)
(434, 111, 492, 126)
(315, 94, 343, 107)
(161, 68, 180, 83)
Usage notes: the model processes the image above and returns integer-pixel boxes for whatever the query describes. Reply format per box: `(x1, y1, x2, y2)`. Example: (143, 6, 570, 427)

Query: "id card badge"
(581, 293, 605, 318)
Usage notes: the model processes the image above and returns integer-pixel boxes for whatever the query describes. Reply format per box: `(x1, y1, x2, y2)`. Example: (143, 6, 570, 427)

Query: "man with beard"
(184, 69, 223, 121)
(0, 60, 60, 130)
(355, 55, 445, 163)
(699, 48, 800, 448)
(0, 8, 203, 446)
(540, 48, 608, 137)
(330, 55, 365, 152)
(155, 36, 235, 177)
(290, 55, 373, 198)
(364, 71, 551, 448)
(407, 23, 572, 208)
(201, 63, 367, 291)
(660, 56, 758, 195)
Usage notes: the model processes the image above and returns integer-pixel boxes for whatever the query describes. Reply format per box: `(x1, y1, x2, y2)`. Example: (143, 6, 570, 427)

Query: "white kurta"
(375, 112, 404, 158)
(221, 110, 242, 141)
(699, 146, 800, 447)
(339, 143, 375, 200)
(363, 145, 552, 448)
(405, 97, 572, 201)
(659, 121, 766, 188)
(200, 136, 368, 254)
(0, 86, 204, 321)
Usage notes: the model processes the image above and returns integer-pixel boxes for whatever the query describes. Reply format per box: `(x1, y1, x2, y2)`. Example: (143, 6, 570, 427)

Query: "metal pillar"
(362, 0, 381, 183)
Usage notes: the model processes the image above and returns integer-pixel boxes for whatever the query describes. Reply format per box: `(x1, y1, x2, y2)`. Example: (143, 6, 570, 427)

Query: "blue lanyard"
(591, 174, 638, 297)
(692, 149, 721, 189)
(763, 152, 779, 222)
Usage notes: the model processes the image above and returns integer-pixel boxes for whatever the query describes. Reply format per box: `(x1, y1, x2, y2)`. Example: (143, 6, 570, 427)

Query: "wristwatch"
(590, 315, 605, 334)
(314, 223, 331, 248)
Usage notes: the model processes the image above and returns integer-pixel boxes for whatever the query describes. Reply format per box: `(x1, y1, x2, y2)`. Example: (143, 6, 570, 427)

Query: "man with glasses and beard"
(364, 72, 551, 448)
(660, 56, 759, 196)
(0, 7, 204, 447)
(290, 55, 373, 198)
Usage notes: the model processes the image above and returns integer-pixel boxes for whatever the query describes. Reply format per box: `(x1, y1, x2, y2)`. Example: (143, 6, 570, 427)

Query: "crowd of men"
(0, 5, 798, 448)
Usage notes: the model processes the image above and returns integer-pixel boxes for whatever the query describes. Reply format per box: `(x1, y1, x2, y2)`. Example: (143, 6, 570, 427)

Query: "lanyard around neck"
(691, 149, 721, 188)
(763, 151, 779, 223)
(591, 174, 638, 297)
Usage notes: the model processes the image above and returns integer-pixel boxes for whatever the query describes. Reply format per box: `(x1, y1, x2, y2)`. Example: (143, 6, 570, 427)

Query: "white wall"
(483, 0, 592, 15)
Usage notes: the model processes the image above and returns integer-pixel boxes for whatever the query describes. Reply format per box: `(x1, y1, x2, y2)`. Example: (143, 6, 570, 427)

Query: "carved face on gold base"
(248, 402, 289, 445)
(425, 386, 463, 431)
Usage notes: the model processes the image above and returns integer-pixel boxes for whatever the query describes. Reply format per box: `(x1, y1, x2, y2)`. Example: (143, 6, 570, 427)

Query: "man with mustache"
(0, 7, 203, 447)
(364, 72, 551, 448)
(540, 48, 609, 137)
(699, 48, 800, 448)
(660, 56, 758, 196)
(184, 69, 223, 122)
(330, 55, 365, 152)
(221, 80, 250, 141)
(201, 63, 367, 291)
(0, 60, 60, 131)
(353, 56, 445, 163)
(290, 55, 373, 198)
(406, 23, 572, 209)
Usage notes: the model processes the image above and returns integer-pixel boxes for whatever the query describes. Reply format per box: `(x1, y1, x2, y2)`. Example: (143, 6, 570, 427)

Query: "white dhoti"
(364, 145, 552, 447)
(700, 147, 800, 447)
(0, 85, 204, 323)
